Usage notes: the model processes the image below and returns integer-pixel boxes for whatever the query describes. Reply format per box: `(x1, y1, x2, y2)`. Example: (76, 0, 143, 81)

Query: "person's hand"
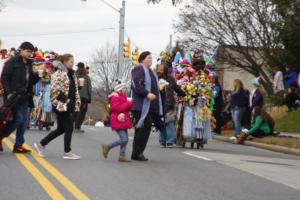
(147, 93, 157, 101)
(118, 113, 125, 122)
(127, 97, 132, 102)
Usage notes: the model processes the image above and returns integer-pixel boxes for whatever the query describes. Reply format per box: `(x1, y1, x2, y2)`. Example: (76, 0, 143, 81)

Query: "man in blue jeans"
(0, 42, 39, 153)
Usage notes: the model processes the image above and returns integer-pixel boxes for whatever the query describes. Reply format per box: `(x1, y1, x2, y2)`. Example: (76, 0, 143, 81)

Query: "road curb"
(213, 135, 300, 156)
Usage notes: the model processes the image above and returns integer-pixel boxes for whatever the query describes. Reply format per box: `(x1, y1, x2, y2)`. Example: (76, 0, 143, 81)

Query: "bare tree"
(0, 0, 6, 12)
(147, 0, 182, 5)
(90, 44, 132, 114)
(174, 0, 281, 94)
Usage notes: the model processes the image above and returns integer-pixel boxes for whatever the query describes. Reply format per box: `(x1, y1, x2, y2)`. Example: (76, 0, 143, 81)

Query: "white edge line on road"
(183, 152, 213, 161)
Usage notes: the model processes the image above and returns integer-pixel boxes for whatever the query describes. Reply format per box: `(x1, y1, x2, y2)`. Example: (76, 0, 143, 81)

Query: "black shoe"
(13, 145, 31, 154)
(131, 154, 149, 161)
(166, 144, 174, 148)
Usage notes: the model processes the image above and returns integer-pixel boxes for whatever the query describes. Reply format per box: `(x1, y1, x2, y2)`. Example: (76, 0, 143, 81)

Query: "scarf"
(249, 88, 257, 107)
(136, 65, 163, 128)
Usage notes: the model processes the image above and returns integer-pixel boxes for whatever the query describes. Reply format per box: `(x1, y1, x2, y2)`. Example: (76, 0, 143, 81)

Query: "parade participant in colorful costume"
(30, 50, 57, 131)
(174, 51, 215, 147)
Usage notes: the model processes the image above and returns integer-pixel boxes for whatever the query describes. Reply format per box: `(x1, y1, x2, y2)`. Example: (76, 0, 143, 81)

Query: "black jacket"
(1, 55, 39, 108)
(165, 75, 185, 112)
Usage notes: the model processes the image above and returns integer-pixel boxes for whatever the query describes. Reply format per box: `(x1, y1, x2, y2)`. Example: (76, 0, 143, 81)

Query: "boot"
(118, 156, 131, 163)
(235, 132, 247, 144)
(101, 144, 109, 159)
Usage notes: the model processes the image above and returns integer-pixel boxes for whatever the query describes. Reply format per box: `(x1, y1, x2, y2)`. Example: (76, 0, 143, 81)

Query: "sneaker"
(118, 156, 131, 163)
(63, 152, 81, 160)
(166, 144, 174, 148)
(0, 136, 3, 152)
(101, 144, 109, 159)
(13, 145, 31, 154)
(34, 143, 45, 157)
(160, 144, 166, 148)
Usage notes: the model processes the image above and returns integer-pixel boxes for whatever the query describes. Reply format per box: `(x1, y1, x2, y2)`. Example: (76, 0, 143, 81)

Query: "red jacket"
(109, 92, 132, 131)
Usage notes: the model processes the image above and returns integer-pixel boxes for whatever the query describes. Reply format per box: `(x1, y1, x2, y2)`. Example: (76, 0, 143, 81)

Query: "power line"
(1, 27, 117, 37)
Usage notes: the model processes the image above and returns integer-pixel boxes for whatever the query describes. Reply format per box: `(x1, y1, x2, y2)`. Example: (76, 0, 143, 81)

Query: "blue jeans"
(3, 102, 28, 148)
(231, 106, 245, 137)
(159, 122, 176, 145)
(108, 129, 128, 157)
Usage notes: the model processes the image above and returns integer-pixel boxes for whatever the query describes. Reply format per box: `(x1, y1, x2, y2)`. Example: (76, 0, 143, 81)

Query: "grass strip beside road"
(3, 138, 66, 200)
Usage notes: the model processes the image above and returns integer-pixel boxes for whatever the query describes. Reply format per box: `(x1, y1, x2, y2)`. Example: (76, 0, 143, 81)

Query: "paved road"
(1, 126, 300, 200)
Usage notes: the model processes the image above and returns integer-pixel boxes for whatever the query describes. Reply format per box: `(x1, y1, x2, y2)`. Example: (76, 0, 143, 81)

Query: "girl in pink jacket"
(102, 81, 132, 162)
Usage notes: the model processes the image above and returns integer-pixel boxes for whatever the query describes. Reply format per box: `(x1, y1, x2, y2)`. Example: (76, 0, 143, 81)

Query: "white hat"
(114, 80, 128, 92)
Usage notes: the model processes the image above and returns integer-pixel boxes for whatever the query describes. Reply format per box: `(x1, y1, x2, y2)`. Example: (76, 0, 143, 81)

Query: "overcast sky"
(0, 0, 184, 63)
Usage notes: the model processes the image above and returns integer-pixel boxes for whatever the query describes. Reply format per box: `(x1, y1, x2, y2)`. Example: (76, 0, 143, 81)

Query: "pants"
(231, 106, 245, 137)
(108, 129, 129, 157)
(132, 111, 153, 157)
(159, 121, 176, 145)
(213, 108, 222, 135)
(74, 102, 88, 129)
(3, 102, 28, 148)
(248, 129, 269, 137)
(40, 111, 74, 153)
(285, 94, 298, 111)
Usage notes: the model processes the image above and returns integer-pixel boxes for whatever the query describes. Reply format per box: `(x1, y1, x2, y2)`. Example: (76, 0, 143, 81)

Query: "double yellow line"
(3, 135, 90, 200)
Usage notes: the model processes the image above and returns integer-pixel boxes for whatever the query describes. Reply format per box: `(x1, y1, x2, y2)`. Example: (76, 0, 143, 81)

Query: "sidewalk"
(213, 134, 300, 156)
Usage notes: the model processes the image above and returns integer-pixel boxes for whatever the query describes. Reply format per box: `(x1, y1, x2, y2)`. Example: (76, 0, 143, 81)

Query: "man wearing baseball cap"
(0, 41, 40, 153)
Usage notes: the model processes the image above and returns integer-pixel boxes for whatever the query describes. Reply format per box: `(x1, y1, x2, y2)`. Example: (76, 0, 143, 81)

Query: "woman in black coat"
(131, 51, 162, 161)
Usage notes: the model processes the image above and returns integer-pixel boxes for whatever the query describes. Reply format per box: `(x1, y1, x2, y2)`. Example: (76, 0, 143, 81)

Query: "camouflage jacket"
(50, 61, 81, 112)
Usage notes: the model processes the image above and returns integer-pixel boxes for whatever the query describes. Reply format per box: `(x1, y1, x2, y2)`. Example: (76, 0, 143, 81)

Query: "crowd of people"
(0, 42, 92, 159)
(1, 41, 300, 162)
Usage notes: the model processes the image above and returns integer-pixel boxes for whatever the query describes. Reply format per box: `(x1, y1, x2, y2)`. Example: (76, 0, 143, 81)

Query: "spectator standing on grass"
(284, 66, 298, 90)
(249, 77, 264, 110)
(285, 87, 299, 112)
(273, 67, 284, 93)
(230, 79, 248, 137)
(212, 75, 224, 135)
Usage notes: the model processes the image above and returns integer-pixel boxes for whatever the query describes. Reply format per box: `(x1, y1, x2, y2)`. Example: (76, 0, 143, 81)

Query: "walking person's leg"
(119, 130, 129, 157)
(1, 103, 30, 153)
(14, 102, 30, 152)
(63, 112, 74, 153)
(132, 112, 142, 157)
(35, 112, 66, 157)
(131, 112, 152, 161)
(40, 112, 66, 146)
(62, 112, 80, 160)
(138, 113, 153, 155)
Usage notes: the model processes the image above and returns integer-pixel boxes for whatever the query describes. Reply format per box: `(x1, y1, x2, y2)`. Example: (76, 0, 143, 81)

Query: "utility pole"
(81, 0, 126, 79)
(117, 0, 126, 79)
